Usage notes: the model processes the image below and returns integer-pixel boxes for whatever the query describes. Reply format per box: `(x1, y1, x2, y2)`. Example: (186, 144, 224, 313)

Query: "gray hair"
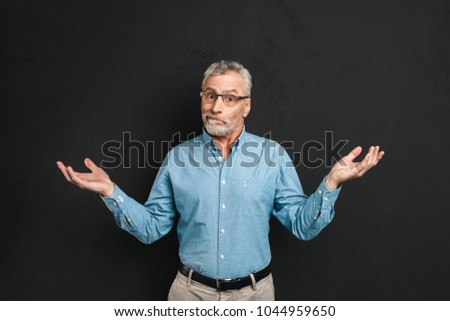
(202, 60, 252, 96)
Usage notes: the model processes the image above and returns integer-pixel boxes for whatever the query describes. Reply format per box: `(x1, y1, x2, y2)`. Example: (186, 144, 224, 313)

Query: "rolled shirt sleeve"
(100, 160, 177, 244)
(272, 146, 341, 240)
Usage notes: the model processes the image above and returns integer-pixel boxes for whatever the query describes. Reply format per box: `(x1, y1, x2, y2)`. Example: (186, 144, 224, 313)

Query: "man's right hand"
(56, 158, 115, 197)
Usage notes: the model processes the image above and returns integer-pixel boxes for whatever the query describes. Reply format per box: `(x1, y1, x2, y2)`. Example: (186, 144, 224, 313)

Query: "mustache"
(202, 114, 228, 124)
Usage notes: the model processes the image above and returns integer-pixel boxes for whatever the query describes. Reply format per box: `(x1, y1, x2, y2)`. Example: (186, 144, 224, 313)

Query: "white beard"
(202, 114, 241, 137)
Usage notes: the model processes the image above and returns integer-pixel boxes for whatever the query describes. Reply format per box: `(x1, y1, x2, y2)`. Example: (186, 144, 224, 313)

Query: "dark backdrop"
(1, 0, 449, 300)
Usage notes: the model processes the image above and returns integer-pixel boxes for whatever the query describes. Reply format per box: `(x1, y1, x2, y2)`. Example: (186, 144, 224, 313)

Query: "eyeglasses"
(200, 91, 250, 107)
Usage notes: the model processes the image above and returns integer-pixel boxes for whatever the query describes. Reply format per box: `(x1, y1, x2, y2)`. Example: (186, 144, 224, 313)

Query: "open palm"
(56, 158, 114, 197)
(326, 146, 384, 189)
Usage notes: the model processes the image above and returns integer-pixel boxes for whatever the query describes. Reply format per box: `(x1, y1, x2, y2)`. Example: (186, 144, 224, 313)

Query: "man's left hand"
(325, 146, 385, 190)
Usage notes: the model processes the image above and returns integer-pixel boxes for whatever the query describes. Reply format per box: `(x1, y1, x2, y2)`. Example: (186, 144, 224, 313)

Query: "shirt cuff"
(101, 184, 127, 213)
(311, 177, 342, 222)
(318, 176, 341, 201)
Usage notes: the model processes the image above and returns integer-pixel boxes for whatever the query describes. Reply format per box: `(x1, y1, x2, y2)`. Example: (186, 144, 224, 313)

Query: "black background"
(1, 0, 449, 300)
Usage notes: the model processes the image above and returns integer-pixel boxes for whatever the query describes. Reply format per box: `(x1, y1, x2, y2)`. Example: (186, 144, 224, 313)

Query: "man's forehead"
(203, 71, 245, 92)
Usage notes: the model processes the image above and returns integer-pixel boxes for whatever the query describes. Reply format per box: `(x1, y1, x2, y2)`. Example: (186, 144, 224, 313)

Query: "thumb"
(346, 146, 362, 162)
(84, 157, 98, 172)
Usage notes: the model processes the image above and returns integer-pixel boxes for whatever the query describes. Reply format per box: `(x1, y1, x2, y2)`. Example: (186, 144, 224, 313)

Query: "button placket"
(217, 163, 228, 275)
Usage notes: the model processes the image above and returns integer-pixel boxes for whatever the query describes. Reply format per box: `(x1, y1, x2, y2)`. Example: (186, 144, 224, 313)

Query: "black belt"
(178, 263, 271, 291)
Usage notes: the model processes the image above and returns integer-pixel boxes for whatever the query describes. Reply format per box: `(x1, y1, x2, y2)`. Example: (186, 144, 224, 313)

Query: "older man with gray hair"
(57, 60, 384, 300)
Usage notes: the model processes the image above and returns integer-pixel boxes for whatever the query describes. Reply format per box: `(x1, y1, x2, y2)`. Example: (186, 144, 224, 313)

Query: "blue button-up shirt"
(102, 128, 341, 279)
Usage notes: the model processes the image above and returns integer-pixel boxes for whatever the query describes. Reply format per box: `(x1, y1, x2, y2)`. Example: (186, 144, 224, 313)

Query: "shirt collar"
(201, 126, 248, 149)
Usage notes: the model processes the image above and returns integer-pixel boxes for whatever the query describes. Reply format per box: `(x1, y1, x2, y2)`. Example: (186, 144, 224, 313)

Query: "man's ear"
(243, 98, 251, 118)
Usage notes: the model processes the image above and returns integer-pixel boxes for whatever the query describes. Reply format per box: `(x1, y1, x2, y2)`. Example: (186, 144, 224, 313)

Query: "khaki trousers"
(167, 271, 275, 301)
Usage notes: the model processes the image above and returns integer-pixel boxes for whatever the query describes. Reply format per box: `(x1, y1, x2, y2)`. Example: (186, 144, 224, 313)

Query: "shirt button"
(219, 254, 225, 260)
(318, 190, 322, 194)
(221, 179, 226, 185)
(324, 196, 329, 201)
(313, 216, 318, 220)
(113, 202, 118, 206)
(220, 229, 225, 234)
(221, 204, 226, 209)
(118, 195, 124, 202)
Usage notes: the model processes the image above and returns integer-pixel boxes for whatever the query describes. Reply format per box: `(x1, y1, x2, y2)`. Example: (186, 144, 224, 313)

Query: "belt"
(178, 263, 271, 291)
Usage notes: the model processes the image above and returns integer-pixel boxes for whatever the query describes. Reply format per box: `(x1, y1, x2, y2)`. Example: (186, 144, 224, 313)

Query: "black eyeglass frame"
(200, 91, 250, 106)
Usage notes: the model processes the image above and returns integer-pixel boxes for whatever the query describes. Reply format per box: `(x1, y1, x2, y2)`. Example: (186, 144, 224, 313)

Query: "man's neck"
(210, 125, 244, 161)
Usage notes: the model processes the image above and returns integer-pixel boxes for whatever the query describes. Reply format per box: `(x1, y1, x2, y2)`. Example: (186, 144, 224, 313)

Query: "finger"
(353, 146, 384, 177)
(373, 150, 385, 166)
(361, 146, 374, 166)
(368, 146, 379, 167)
(84, 158, 98, 172)
(353, 147, 374, 175)
(346, 146, 363, 162)
(353, 161, 369, 176)
(363, 146, 382, 173)
(67, 166, 88, 188)
(57, 161, 74, 183)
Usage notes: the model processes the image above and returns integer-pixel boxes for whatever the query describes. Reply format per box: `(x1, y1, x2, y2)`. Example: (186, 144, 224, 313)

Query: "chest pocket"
(242, 178, 274, 218)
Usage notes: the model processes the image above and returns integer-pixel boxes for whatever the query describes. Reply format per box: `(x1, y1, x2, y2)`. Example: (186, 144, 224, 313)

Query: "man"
(57, 60, 384, 300)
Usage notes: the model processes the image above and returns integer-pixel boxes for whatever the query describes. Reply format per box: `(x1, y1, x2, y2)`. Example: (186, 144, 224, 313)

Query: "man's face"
(201, 71, 251, 137)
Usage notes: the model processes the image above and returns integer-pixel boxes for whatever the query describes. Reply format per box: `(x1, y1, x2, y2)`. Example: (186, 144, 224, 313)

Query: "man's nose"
(211, 97, 224, 113)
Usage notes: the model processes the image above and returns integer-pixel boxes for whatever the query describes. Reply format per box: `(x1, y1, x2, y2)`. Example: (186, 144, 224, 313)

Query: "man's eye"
(226, 95, 237, 102)
(207, 93, 216, 99)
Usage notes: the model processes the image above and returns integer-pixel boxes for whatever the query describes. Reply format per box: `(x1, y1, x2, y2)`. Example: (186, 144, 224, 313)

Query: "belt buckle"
(217, 278, 233, 291)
